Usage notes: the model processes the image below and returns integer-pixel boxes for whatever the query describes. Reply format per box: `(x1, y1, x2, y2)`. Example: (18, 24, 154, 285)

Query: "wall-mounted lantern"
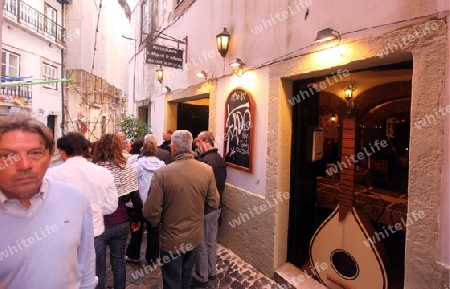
(216, 28, 230, 57)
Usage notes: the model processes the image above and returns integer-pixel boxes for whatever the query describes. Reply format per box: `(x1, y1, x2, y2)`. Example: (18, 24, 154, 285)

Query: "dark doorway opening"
(138, 106, 149, 125)
(101, 116, 106, 135)
(177, 101, 209, 138)
(47, 115, 55, 136)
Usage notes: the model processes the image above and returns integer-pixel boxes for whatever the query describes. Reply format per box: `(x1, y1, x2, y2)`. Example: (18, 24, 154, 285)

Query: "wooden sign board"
(146, 43, 183, 69)
(223, 87, 255, 172)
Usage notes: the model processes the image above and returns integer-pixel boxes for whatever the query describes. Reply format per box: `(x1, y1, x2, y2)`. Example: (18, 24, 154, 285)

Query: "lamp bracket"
(144, 30, 187, 45)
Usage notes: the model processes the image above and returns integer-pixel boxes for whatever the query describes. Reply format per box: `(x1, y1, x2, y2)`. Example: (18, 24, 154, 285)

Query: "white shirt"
(0, 178, 98, 288)
(0, 181, 47, 218)
(46, 157, 118, 237)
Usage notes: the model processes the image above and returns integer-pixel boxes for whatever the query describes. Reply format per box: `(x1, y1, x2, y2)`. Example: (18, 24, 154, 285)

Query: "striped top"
(97, 162, 139, 197)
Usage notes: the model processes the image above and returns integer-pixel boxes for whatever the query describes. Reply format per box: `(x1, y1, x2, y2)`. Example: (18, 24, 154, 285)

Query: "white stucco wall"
(138, 0, 444, 143)
(64, 1, 130, 91)
(216, 69, 269, 195)
(129, 0, 450, 286)
(142, 0, 445, 195)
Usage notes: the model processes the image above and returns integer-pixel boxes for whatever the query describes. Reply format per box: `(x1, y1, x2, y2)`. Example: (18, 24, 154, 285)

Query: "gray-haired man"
(143, 130, 219, 289)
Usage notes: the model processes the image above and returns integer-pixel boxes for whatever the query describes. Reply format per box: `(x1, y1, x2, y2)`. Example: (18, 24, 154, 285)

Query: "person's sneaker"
(125, 256, 140, 263)
(190, 278, 208, 288)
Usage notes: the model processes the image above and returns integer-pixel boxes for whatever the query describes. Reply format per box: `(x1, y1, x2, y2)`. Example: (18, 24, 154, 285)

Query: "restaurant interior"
(314, 61, 412, 288)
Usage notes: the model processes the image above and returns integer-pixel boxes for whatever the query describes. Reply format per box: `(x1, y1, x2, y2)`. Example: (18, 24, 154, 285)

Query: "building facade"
(2, 0, 134, 140)
(2, 0, 65, 135)
(63, 0, 132, 140)
(129, 0, 449, 288)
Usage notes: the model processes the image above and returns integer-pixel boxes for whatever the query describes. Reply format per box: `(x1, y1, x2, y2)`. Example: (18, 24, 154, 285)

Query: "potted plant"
(118, 116, 149, 142)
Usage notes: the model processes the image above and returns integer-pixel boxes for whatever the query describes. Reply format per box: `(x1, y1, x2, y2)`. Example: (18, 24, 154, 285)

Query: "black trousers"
(126, 219, 160, 264)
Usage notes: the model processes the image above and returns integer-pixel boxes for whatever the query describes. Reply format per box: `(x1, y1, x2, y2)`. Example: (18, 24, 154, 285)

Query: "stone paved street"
(105, 231, 281, 289)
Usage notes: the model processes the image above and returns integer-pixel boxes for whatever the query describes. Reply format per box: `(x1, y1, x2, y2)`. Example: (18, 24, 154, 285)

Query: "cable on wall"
(250, 10, 449, 71)
(91, 0, 103, 74)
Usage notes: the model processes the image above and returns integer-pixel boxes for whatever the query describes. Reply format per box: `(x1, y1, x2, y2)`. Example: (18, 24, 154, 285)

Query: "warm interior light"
(331, 114, 336, 122)
(344, 84, 355, 100)
(155, 66, 163, 83)
(229, 58, 245, 76)
(235, 67, 244, 77)
(315, 28, 339, 43)
(216, 28, 230, 57)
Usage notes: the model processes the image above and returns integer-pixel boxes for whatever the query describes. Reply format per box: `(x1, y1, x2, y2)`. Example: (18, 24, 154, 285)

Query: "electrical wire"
(141, 4, 448, 82)
(148, 0, 198, 44)
(91, 0, 103, 74)
(249, 10, 449, 71)
(122, 7, 450, 107)
(127, 0, 199, 65)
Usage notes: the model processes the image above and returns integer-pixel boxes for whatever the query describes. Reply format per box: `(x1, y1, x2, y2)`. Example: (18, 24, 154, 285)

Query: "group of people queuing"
(0, 114, 227, 289)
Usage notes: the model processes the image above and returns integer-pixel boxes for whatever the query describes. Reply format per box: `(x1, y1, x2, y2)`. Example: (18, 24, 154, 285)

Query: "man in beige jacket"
(143, 130, 219, 289)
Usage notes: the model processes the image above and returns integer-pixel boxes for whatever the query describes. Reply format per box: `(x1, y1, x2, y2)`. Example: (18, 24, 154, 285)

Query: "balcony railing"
(3, 0, 65, 43)
(0, 85, 32, 106)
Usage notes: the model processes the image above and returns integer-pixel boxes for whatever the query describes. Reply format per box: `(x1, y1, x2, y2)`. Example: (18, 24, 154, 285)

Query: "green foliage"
(119, 116, 149, 142)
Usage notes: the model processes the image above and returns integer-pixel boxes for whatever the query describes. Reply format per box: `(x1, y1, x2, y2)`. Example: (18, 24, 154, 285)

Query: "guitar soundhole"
(330, 249, 359, 279)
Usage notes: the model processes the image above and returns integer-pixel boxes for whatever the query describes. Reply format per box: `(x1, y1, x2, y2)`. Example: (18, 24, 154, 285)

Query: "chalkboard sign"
(223, 87, 255, 172)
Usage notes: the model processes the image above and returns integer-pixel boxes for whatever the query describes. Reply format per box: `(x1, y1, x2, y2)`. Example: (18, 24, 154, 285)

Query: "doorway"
(138, 106, 149, 125)
(287, 62, 412, 288)
(176, 98, 209, 138)
(47, 115, 56, 136)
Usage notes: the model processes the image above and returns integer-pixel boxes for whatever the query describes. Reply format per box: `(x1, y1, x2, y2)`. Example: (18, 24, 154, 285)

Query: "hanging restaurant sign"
(146, 43, 184, 69)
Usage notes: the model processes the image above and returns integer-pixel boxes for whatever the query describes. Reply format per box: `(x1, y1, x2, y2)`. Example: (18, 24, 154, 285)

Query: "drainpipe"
(60, 2, 65, 136)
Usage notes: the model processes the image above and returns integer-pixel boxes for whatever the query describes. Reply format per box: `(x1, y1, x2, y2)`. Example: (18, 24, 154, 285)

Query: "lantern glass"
(344, 84, 355, 100)
(216, 28, 230, 57)
(155, 66, 163, 83)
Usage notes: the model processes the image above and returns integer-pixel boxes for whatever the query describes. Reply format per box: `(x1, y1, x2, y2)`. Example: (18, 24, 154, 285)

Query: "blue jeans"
(194, 208, 221, 282)
(95, 234, 106, 289)
(160, 246, 196, 289)
(103, 222, 130, 289)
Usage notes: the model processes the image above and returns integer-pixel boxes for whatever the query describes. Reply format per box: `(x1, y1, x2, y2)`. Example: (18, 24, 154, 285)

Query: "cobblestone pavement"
(105, 233, 281, 289)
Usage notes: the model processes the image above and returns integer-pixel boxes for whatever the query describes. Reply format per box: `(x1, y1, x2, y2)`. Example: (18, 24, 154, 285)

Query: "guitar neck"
(339, 118, 356, 221)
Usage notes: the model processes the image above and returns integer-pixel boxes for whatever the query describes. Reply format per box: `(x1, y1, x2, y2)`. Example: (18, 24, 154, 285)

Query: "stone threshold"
(274, 263, 327, 289)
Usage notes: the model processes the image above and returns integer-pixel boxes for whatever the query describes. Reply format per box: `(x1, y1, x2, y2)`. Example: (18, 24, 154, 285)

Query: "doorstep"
(274, 263, 327, 289)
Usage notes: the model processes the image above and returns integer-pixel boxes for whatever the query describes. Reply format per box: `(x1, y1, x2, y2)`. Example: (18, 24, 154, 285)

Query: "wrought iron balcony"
(3, 0, 65, 44)
(0, 85, 32, 106)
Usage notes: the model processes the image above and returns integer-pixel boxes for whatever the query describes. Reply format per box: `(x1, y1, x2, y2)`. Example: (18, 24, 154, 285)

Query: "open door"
(287, 81, 320, 267)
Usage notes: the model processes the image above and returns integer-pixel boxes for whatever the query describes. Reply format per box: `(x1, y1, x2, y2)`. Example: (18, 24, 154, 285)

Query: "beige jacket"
(143, 153, 220, 252)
